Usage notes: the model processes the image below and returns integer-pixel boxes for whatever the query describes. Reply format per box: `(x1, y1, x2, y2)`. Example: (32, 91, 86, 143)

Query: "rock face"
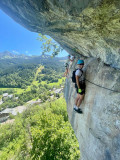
(64, 57, 120, 160)
(0, 0, 120, 159)
(0, 0, 120, 68)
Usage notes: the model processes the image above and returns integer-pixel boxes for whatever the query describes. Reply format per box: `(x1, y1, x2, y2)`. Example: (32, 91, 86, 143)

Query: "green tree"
(0, 98, 80, 160)
(31, 85, 37, 94)
(37, 33, 63, 56)
(0, 90, 3, 95)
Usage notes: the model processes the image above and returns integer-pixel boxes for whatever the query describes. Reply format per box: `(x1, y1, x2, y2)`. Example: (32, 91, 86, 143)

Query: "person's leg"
(66, 68, 69, 76)
(64, 71, 66, 77)
(74, 94, 84, 114)
(64, 68, 68, 77)
(76, 94, 85, 107)
(64, 68, 67, 76)
(75, 94, 80, 106)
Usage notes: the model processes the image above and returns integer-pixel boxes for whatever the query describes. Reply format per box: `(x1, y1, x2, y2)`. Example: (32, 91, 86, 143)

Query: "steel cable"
(85, 79, 120, 93)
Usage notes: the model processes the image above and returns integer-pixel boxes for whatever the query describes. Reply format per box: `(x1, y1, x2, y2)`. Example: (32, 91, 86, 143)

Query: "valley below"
(0, 52, 80, 160)
(0, 54, 65, 124)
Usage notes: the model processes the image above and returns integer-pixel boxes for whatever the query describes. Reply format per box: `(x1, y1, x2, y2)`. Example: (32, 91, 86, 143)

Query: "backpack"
(72, 69, 83, 83)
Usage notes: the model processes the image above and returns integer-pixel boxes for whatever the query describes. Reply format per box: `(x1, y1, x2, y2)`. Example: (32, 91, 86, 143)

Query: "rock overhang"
(0, 0, 120, 67)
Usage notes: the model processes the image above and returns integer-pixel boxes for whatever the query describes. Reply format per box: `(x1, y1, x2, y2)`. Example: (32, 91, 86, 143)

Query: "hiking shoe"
(74, 108, 83, 114)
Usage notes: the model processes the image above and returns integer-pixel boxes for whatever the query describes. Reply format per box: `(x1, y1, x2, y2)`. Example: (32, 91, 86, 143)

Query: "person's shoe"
(74, 108, 83, 114)
(73, 105, 78, 110)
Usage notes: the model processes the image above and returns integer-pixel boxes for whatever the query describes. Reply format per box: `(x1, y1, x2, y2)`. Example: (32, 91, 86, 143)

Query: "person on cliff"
(74, 60, 86, 114)
(64, 55, 74, 77)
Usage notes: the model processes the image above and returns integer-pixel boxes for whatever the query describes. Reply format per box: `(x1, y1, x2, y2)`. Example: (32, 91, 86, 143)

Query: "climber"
(69, 55, 75, 69)
(74, 60, 86, 114)
(64, 55, 74, 77)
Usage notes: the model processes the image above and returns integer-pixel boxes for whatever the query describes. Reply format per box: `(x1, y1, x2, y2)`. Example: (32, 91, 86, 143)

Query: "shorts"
(65, 66, 69, 69)
(75, 81, 86, 95)
(65, 63, 69, 68)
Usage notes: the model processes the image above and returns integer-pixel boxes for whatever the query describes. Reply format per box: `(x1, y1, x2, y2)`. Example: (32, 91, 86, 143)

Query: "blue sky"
(0, 10, 68, 57)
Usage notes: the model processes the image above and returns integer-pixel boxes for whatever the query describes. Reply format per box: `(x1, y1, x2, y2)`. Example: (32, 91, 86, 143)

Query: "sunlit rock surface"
(64, 58, 120, 160)
(0, 0, 120, 159)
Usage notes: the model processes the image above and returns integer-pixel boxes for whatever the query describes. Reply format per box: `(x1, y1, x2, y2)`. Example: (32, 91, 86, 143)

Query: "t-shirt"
(71, 56, 74, 60)
(65, 56, 74, 68)
(75, 69, 85, 82)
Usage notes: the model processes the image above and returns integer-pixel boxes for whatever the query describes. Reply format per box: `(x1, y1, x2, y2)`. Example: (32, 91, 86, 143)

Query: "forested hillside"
(0, 98, 80, 160)
(0, 55, 65, 88)
(0, 53, 81, 160)
(0, 54, 66, 111)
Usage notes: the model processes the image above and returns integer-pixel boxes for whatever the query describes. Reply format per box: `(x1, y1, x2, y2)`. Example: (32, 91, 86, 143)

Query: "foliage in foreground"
(0, 98, 80, 160)
(37, 34, 63, 56)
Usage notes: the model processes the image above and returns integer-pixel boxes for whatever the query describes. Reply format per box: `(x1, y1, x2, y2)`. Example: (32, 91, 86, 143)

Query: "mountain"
(0, 51, 15, 59)
(0, 51, 67, 60)
(0, 51, 29, 59)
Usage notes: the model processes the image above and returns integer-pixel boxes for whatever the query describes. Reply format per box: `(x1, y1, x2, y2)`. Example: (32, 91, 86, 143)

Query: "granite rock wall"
(64, 57, 120, 160)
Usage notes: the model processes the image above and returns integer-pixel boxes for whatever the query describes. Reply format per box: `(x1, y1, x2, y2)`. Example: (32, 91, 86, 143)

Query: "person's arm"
(76, 70, 82, 93)
(76, 75, 82, 93)
(76, 75, 80, 89)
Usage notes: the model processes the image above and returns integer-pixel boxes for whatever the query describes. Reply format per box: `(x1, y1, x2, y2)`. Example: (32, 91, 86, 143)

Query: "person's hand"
(78, 88, 82, 93)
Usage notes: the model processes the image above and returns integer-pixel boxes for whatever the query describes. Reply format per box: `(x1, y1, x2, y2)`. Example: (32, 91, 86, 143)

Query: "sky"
(0, 10, 68, 57)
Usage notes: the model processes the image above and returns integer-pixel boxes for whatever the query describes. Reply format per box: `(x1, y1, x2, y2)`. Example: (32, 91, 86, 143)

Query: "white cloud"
(12, 50, 20, 55)
(25, 51, 29, 54)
